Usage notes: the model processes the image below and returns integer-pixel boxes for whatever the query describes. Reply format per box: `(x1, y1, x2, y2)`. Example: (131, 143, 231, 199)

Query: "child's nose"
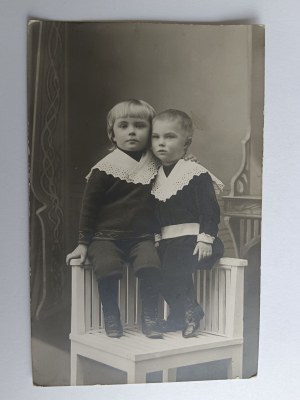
(128, 128, 136, 135)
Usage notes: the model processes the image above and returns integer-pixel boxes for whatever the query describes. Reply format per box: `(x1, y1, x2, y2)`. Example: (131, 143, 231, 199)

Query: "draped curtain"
(29, 21, 67, 320)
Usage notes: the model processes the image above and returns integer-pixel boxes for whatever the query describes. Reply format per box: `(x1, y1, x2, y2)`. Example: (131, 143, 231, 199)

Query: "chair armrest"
(69, 258, 92, 268)
(219, 257, 248, 267)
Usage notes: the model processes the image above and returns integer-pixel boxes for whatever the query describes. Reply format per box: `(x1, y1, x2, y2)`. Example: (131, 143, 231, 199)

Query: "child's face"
(152, 119, 190, 165)
(112, 117, 151, 152)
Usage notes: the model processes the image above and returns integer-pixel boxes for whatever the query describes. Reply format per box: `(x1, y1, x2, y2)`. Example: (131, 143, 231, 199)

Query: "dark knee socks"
(162, 274, 200, 316)
(99, 269, 160, 318)
(98, 275, 120, 317)
(137, 268, 161, 317)
(138, 268, 160, 294)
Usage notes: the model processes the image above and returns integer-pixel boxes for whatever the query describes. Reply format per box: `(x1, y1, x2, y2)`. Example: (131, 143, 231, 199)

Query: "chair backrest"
(70, 257, 247, 338)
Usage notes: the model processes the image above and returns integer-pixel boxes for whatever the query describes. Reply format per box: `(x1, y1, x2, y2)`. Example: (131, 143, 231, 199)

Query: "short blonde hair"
(153, 109, 194, 138)
(107, 99, 156, 148)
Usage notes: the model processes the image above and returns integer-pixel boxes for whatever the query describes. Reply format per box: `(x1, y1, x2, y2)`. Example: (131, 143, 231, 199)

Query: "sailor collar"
(86, 148, 160, 185)
(151, 159, 224, 201)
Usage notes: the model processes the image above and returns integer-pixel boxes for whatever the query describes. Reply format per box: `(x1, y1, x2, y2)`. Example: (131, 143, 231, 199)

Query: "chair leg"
(127, 364, 147, 384)
(162, 368, 177, 382)
(227, 347, 243, 379)
(70, 346, 84, 385)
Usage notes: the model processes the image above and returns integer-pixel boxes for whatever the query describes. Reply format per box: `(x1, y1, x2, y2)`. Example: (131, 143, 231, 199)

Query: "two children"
(67, 100, 223, 340)
(151, 110, 224, 337)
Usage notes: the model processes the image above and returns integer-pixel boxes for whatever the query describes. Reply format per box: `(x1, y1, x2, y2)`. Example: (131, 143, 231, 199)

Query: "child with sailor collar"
(66, 100, 162, 339)
(151, 109, 224, 338)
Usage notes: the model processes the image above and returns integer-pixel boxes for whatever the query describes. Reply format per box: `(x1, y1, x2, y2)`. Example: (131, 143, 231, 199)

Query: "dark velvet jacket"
(154, 170, 220, 237)
(78, 169, 159, 245)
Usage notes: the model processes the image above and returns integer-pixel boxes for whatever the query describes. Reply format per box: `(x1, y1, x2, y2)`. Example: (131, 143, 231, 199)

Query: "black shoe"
(142, 315, 163, 339)
(104, 315, 123, 338)
(182, 304, 204, 338)
(182, 320, 200, 338)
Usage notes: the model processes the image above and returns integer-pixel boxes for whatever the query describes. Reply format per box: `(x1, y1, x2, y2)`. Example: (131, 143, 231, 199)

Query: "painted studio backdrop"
(28, 21, 264, 386)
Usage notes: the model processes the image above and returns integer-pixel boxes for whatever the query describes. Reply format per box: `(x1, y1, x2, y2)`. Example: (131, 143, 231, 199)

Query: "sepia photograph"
(28, 21, 264, 386)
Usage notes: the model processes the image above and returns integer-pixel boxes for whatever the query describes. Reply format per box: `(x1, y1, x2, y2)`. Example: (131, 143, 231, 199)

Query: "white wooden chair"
(69, 257, 247, 385)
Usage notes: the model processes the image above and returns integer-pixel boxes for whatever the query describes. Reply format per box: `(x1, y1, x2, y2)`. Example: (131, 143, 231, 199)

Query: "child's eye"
(135, 122, 147, 128)
(152, 134, 159, 139)
(118, 122, 128, 128)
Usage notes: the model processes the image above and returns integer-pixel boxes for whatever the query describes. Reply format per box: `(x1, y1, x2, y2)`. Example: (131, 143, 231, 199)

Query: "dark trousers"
(161, 274, 200, 322)
(98, 267, 161, 319)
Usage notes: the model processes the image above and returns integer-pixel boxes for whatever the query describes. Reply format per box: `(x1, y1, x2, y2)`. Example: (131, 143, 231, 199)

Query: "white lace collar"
(151, 159, 224, 201)
(86, 148, 160, 185)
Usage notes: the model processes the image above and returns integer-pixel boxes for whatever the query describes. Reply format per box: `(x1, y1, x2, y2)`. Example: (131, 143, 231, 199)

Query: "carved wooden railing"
(223, 134, 262, 258)
(29, 21, 67, 319)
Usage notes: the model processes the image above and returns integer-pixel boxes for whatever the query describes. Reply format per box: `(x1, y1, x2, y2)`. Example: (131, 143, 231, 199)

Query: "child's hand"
(184, 153, 198, 162)
(193, 242, 212, 261)
(66, 244, 88, 266)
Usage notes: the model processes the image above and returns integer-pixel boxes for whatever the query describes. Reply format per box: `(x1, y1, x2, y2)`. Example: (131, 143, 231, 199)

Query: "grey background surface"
(67, 23, 252, 187)
(1, 0, 300, 399)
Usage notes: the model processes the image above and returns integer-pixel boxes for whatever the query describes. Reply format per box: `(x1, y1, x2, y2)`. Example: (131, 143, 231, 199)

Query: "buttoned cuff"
(154, 233, 162, 243)
(78, 230, 93, 245)
(197, 233, 215, 244)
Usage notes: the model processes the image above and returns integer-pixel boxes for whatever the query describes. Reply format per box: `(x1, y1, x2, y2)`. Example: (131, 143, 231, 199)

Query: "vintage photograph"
(28, 21, 264, 386)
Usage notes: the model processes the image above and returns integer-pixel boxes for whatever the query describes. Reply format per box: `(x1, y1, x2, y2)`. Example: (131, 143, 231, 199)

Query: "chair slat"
(211, 268, 219, 332)
(100, 304, 104, 329)
(225, 268, 231, 336)
(202, 270, 207, 327)
(119, 268, 127, 325)
(218, 268, 226, 334)
(195, 272, 201, 328)
(207, 270, 213, 331)
(226, 267, 238, 337)
(91, 270, 100, 329)
(136, 277, 142, 327)
(127, 266, 136, 327)
(71, 265, 85, 334)
(84, 269, 92, 331)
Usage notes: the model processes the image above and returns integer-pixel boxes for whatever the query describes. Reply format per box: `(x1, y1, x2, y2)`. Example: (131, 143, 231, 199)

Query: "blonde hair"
(107, 99, 156, 148)
(153, 109, 194, 138)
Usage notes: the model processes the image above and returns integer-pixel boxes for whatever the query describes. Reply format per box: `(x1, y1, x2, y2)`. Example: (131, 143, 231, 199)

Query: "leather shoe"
(182, 304, 204, 338)
(104, 315, 123, 338)
(142, 315, 163, 339)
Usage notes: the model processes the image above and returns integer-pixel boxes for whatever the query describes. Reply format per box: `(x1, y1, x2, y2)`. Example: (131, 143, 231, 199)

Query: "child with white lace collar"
(66, 99, 163, 339)
(151, 109, 224, 338)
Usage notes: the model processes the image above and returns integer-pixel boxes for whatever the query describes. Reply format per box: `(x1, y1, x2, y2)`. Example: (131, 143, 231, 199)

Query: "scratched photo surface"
(28, 21, 264, 386)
